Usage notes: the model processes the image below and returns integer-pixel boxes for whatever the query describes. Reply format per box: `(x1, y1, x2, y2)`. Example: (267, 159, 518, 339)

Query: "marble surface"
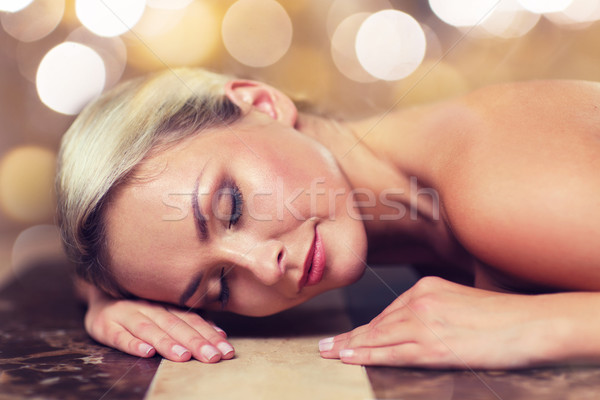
(0, 260, 160, 400)
(366, 366, 600, 400)
(2, 257, 600, 399)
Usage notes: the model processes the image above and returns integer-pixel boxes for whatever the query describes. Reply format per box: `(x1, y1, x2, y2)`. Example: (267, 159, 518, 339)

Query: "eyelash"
(216, 178, 240, 310)
(225, 180, 243, 228)
(218, 267, 230, 309)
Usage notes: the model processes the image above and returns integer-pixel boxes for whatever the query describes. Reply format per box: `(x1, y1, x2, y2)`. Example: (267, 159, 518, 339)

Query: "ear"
(224, 80, 297, 126)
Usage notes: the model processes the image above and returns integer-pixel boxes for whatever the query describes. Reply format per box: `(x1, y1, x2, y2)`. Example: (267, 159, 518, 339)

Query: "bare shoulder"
(438, 80, 600, 291)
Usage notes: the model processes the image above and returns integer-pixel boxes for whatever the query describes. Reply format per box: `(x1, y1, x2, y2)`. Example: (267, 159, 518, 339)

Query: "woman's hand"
(84, 290, 234, 363)
(319, 276, 565, 369)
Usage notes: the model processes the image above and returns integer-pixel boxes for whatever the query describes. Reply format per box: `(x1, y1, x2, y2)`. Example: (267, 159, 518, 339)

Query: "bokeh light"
(0, 147, 56, 223)
(518, 0, 573, 14)
(15, 35, 60, 83)
(1, 0, 64, 42)
(75, 0, 146, 37)
(126, 0, 219, 70)
(67, 27, 127, 89)
(545, 0, 600, 27)
(0, 0, 32, 12)
(355, 10, 426, 81)
(429, 0, 499, 27)
(480, 0, 540, 38)
(36, 42, 106, 115)
(222, 0, 293, 68)
(326, 0, 392, 39)
(421, 24, 443, 60)
(130, 3, 185, 39)
(330, 13, 377, 83)
(146, 0, 192, 10)
(11, 224, 64, 278)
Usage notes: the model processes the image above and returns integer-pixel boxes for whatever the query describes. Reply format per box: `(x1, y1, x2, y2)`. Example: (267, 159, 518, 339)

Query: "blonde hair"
(56, 68, 242, 297)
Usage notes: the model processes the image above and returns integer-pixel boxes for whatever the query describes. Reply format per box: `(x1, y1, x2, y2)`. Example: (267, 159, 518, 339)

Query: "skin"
(83, 78, 600, 368)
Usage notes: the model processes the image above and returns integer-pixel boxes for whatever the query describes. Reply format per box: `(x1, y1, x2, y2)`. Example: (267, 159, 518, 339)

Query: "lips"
(298, 226, 326, 291)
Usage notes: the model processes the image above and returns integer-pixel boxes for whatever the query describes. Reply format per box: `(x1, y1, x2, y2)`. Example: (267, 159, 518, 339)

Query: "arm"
(322, 81, 600, 369)
(320, 276, 600, 369)
(75, 277, 235, 363)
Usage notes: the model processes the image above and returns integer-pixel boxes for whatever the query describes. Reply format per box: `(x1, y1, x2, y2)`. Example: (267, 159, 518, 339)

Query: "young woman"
(56, 68, 600, 369)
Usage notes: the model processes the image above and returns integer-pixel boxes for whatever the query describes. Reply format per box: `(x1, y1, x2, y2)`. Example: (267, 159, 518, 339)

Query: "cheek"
(232, 282, 299, 316)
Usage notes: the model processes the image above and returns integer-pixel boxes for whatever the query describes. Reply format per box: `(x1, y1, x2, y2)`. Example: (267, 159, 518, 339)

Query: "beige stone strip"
(145, 290, 374, 400)
(145, 337, 373, 400)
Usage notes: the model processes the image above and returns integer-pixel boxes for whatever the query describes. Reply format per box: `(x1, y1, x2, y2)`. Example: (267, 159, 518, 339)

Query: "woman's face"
(105, 110, 367, 316)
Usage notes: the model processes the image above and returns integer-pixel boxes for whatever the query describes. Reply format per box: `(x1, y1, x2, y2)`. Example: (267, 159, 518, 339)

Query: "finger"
(146, 308, 234, 362)
(120, 314, 193, 362)
(94, 323, 157, 358)
(319, 319, 415, 360)
(209, 323, 228, 338)
(165, 309, 235, 360)
(338, 344, 422, 367)
(319, 309, 411, 356)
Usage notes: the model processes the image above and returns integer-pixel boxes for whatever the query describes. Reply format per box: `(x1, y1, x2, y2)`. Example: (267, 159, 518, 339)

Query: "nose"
(219, 235, 286, 286)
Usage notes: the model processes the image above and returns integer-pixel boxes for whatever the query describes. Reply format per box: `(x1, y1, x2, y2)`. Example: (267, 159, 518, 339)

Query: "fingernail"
(319, 338, 334, 352)
(217, 342, 234, 356)
(139, 343, 154, 355)
(214, 326, 227, 337)
(339, 349, 354, 358)
(172, 344, 189, 358)
(201, 345, 221, 362)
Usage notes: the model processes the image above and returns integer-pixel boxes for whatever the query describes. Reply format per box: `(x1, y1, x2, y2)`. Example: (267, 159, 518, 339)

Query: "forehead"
(104, 138, 212, 299)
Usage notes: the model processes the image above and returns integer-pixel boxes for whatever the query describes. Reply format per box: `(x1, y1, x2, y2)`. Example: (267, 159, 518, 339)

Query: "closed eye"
(222, 178, 243, 228)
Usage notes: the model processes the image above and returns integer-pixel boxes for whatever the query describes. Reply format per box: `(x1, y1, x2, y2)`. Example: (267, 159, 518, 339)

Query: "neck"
(295, 112, 446, 262)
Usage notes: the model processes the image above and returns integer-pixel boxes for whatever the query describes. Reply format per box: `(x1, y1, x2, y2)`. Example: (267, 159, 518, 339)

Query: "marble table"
(0, 261, 159, 400)
(2, 259, 600, 399)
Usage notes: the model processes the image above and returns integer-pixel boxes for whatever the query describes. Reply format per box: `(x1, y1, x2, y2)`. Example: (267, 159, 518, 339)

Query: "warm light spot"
(126, 1, 219, 70)
(146, 0, 192, 10)
(326, 0, 392, 38)
(75, 0, 146, 37)
(481, 0, 540, 38)
(355, 10, 426, 81)
(129, 4, 185, 39)
(0, 0, 33, 12)
(67, 27, 127, 89)
(36, 42, 105, 115)
(429, 0, 500, 27)
(0, 147, 56, 223)
(518, 0, 573, 14)
(545, 0, 600, 27)
(11, 225, 64, 277)
(1, 0, 64, 42)
(422, 24, 443, 60)
(222, 0, 292, 67)
(330, 13, 377, 83)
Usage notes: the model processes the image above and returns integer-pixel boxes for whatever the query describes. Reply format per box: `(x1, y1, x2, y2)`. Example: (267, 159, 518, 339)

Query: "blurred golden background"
(1, 0, 599, 280)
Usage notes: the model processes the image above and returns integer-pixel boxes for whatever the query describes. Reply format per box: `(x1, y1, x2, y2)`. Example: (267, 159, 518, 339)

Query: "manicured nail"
(214, 326, 227, 337)
(139, 343, 154, 355)
(339, 349, 354, 358)
(217, 342, 234, 356)
(319, 337, 334, 352)
(201, 345, 221, 362)
(172, 344, 189, 358)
